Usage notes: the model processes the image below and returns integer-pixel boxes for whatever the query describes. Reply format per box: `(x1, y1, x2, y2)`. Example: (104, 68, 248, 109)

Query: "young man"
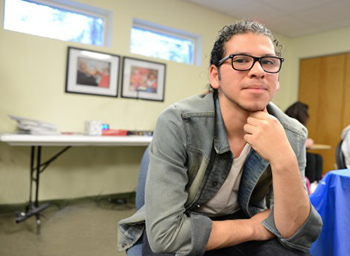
(118, 20, 322, 256)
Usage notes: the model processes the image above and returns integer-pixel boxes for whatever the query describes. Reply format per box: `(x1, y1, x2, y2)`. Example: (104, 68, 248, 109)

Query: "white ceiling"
(185, 0, 350, 38)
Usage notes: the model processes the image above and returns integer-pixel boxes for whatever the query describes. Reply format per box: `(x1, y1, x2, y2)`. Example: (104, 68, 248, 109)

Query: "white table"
(0, 133, 152, 233)
(307, 144, 332, 150)
(0, 133, 152, 146)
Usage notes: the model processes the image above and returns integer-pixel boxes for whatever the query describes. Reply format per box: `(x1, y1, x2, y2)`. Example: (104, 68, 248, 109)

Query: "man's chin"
(242, 105, 266, 113)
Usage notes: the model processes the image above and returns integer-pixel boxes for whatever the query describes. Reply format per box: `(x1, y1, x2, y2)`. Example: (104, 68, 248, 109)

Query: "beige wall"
(0, 0, 346, 204)
(0, 0, 235, 204)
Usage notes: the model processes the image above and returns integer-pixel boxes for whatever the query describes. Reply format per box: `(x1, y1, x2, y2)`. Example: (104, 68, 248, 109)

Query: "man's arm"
(206, 210, 274, 251)
(243, 111, 310, 238)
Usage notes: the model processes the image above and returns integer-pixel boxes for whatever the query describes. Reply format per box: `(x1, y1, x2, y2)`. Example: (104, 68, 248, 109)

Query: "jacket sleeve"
(145, 105, 212, 255)
(263, 204, 322, 252)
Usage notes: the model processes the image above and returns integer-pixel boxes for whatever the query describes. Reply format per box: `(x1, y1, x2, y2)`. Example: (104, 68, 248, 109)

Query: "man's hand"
(206, 210, 274, 251)
(249, 210, 274, 241)
(243, 110, 294, 166)
(305, 138, 314, 148)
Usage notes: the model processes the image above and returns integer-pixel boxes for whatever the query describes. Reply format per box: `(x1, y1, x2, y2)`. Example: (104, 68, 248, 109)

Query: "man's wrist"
(270, 150, 298, 174)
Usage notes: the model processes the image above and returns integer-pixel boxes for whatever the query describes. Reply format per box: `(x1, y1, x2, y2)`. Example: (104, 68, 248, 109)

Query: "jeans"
(126, 233, 143, 256)
(141, 231, 310, 256)
(203, 239, 311, 256)
(141, 210, 311, 256)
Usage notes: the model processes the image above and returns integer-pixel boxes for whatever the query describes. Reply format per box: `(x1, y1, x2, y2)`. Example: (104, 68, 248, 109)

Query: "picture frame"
(65, 47, 120, 97)
(121, 57, 166, 102)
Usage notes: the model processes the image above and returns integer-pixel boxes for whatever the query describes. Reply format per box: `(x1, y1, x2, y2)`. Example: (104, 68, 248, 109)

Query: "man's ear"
(209, 65, 220, 89)
(276, 80, 280, 91)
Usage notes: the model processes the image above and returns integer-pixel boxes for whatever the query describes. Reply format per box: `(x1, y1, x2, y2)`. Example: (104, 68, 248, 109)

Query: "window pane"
(4, 0, 105, 46)
(131, 27, 194, 64)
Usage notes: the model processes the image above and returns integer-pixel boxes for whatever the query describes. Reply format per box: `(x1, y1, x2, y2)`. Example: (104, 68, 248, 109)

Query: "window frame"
(131, 19, 202, 65)
(3, 0, 113, 47)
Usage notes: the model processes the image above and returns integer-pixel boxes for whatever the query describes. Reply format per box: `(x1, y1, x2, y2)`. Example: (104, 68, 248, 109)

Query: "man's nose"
(249, 60, 265, 77)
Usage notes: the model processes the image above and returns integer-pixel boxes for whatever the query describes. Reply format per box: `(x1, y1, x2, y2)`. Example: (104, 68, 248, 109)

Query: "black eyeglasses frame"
(218, 54, 285, 73)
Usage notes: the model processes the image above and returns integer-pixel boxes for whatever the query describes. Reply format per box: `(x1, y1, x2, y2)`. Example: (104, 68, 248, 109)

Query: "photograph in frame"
(65, 47, 120, 97)
(121, 57, 166, 102)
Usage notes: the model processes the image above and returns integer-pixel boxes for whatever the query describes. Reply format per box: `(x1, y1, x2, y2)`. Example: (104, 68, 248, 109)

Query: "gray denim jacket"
(118, 92, 322, 255)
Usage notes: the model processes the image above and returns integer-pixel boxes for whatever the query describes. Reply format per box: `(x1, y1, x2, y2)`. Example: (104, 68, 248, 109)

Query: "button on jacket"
(118, 92, 322, 255)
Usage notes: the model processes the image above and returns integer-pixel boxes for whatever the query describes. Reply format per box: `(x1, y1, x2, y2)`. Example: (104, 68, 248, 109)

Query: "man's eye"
(233, 57, 249, 63)
(262, 58, 277, 65)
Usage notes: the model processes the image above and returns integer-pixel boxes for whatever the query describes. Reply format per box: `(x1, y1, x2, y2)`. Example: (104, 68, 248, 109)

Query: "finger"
(246, 116, 260, 126)
(244, 123, 256, 134)
(244, 133, 252, 144)
(250, 110, 269, 120)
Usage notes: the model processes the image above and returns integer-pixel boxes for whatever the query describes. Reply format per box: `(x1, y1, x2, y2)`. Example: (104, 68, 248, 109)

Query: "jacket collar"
(212, 95, 283, 154)
(213, 94, 231, 154)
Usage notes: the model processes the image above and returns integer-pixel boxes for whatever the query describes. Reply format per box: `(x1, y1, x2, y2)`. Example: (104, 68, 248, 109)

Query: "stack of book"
(101, 129, 153, 136)
(9, 115, 59, 135)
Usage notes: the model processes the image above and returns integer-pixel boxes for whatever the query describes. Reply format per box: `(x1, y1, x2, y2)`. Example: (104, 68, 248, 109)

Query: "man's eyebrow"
(228, 53, 279, 57)
(263, 54, 279, 57)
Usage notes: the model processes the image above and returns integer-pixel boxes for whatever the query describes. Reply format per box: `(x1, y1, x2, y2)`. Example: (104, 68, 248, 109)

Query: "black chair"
(135, 145, 150, 210)
(336, 140, 346, 169)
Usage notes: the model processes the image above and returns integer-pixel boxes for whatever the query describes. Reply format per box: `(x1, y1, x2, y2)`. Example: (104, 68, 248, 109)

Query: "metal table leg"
(15, 145, 71, 234)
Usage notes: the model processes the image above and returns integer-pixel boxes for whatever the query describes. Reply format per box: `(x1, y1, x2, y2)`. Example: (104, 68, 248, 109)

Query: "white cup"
(84, 120, 102, 135)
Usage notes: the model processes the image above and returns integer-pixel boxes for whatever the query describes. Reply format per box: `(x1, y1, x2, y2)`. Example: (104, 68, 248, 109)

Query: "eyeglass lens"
(232, 55, 281, 73)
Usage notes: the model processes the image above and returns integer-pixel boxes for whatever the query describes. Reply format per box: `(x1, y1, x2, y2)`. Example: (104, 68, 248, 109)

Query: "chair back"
(135, 146, 150, 210)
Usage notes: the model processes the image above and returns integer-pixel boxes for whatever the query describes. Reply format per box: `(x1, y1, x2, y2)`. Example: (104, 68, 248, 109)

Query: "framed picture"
(121, 57, 166, 101)
(65, 47, 120, 97)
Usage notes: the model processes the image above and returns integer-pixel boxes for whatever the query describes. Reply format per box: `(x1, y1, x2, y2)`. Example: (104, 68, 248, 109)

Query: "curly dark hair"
(208, 20, 283, 92)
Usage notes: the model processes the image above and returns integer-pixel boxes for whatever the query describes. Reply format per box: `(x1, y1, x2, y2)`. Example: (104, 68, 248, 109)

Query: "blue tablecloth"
(309, 169, 350, 256)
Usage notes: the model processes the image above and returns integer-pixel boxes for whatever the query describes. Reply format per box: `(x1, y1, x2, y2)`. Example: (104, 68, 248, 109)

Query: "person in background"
(145, 71, 158, 93)
(76, 59, 98, 86)
(285, 102, 323, 188)
(341, 125, 350, 168)
(97, 67, 110, 88)
(118, 20, 322, 256)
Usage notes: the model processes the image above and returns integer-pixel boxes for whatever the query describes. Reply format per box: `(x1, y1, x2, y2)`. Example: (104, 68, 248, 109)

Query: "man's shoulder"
(157, 92, 215, 124)
(172, 92, 215, 116)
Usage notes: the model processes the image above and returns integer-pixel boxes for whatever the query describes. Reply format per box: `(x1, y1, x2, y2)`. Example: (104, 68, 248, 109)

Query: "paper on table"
(9, 114, 59, 135)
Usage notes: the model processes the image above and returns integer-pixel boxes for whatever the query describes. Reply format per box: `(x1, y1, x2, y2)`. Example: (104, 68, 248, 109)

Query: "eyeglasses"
(218, 54, 284, 73)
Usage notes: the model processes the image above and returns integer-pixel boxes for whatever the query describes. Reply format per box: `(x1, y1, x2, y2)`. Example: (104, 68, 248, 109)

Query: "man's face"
(210, 32, 280, 112)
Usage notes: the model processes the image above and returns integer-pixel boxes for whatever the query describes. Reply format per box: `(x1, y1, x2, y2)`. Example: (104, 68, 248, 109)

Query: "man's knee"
(235, 238, 311, 256)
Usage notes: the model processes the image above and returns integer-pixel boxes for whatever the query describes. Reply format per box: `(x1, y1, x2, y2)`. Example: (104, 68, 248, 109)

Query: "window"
(3, 0, 111, 47)
(131, 19, 201, 65)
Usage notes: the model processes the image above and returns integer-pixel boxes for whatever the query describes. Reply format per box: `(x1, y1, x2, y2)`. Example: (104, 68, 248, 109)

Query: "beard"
(239, 102, 267, 112)
(218, 88, 269, 113)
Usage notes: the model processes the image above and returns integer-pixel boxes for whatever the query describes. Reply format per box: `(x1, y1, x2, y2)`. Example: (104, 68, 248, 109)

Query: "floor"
(0, 195, 136, 256)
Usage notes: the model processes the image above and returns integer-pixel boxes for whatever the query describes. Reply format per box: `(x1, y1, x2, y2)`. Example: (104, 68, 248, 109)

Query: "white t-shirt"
(197, 143, 251, 216)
